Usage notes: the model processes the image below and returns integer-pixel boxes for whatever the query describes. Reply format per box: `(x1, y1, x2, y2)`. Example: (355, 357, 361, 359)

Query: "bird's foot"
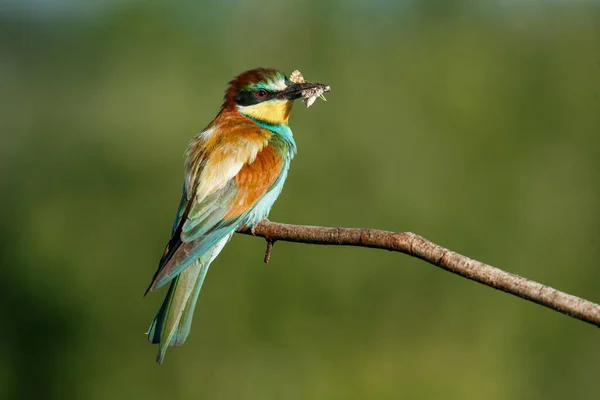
(251, 217, 270, 236)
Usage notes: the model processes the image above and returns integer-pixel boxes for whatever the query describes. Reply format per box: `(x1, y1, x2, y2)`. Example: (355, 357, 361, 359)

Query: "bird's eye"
(255, 90, 268, 99)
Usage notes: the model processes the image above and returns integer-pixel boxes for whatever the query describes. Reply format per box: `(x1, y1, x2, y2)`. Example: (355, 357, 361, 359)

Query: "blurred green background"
(1, 1, 600, 399)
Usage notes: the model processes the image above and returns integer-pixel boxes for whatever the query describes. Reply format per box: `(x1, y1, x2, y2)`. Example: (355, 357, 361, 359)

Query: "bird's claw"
(251, 217, 270, 236)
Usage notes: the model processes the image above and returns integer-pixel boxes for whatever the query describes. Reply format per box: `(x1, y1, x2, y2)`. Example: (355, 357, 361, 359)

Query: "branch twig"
(238, 220, 600, 328)
(264, 240, 274, 264)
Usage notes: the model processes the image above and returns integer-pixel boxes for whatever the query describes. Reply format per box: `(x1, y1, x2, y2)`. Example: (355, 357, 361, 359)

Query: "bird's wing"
(147, 122, 285, 291)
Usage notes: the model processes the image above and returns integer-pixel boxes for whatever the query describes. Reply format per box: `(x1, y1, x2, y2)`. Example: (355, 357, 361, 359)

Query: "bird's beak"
(278, 82, 331, 101)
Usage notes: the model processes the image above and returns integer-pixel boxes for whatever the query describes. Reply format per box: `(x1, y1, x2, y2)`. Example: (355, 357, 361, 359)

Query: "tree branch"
(238, 220, 600, 328)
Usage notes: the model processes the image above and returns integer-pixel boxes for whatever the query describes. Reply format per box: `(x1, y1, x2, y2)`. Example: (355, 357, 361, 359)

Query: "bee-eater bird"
(145, 68, 329, 364)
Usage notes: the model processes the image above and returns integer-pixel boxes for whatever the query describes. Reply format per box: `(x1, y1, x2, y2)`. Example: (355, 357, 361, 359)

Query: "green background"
(1, 1, 599, 399)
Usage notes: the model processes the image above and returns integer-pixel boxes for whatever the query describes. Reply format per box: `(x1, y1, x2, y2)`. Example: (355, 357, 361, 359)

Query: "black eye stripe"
(234, 89, 275, 106)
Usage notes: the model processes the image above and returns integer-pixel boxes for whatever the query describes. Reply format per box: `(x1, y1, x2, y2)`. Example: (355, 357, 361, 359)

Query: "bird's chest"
(239, 145, 291, 226)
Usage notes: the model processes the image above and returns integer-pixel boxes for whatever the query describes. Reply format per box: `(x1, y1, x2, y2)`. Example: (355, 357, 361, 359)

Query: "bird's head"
(223, 68, 327, 125)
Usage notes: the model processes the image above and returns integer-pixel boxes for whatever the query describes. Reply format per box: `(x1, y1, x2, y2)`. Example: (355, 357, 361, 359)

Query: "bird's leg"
(251, 217, 270, 236)
(252, 217, 273, 263)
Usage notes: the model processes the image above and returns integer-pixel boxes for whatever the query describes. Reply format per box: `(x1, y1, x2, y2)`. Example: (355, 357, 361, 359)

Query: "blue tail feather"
(147, 234, 231, 364)
(147, 261, 204, 364)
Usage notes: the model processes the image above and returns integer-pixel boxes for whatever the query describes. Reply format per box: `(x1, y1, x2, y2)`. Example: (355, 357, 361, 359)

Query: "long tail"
(146, 235, 230, 364)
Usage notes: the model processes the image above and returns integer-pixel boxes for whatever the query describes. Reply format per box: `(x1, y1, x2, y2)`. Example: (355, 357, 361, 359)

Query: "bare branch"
(264, 240, 273, 264)
(238, 220, 600, 328)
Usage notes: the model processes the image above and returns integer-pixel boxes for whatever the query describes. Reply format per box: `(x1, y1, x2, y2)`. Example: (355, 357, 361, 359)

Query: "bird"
(145, 68, 329, 364)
